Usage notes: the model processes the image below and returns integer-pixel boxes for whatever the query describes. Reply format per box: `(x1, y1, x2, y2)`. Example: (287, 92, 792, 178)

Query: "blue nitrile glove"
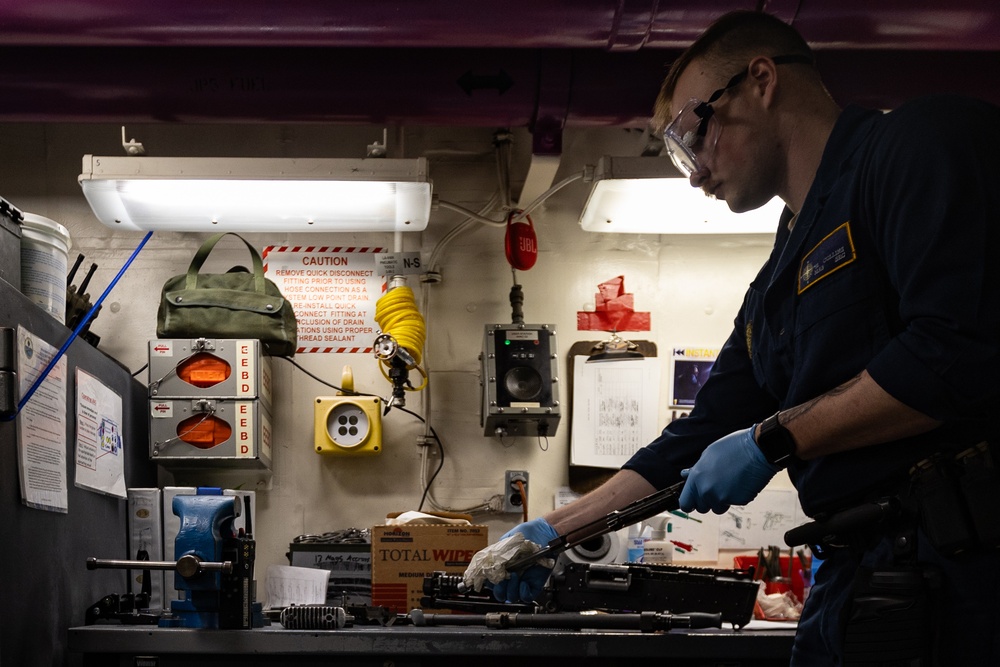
(678, 426, 780, 514)
(489, 517, 559, 603)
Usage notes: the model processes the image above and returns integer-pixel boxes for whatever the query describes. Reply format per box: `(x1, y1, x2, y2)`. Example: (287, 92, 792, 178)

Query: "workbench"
(69, 623, 795, 666)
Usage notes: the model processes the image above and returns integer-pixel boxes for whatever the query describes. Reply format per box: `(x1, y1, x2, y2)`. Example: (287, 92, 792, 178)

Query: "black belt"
(784, 495, 909, 556)
(787, 440, 1000, 557)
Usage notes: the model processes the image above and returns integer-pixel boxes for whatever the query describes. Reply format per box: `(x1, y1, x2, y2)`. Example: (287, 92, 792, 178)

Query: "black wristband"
(755, 412, 797, 468)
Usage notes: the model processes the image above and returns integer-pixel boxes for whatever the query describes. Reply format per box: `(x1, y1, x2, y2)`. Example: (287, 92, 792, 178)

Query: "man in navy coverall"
(467, 10, 1000, 665)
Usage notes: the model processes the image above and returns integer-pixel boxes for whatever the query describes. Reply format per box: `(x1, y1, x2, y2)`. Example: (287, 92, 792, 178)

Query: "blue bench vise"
(160, 492, 265, 628)
(86, 490, 266, 628)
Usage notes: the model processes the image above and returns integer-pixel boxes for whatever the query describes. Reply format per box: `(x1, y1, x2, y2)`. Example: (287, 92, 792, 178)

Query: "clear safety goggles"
(663, 98, 723, 178)
(662, 54, 813, 177)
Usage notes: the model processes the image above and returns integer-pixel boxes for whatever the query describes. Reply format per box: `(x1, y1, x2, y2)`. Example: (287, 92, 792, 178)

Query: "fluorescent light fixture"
(579, 156, 784, 234)
(79, 156, 432, 233)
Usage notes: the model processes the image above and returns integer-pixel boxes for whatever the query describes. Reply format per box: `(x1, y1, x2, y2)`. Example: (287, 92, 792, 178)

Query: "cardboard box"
(371, 523, 487, 613)
(287, 542, 372, 606)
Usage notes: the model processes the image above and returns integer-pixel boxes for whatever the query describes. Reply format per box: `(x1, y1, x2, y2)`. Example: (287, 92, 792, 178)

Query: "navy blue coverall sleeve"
(860, 97, 1000, 421)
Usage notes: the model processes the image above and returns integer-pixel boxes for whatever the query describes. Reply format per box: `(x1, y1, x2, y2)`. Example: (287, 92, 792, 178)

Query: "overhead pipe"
(0, 1, 750, 49)
(0, 0, 998, 51)
(0, 47, 667, 126)
(0, 45, 999, 126)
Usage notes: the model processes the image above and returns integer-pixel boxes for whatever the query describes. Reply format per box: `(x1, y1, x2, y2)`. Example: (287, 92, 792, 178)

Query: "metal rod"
(411, 609, 722, 632)
(88, 558, 185, 571)
(87, 556, 233, 575)
(66, 253, 84, 286)
(77, 262, 98, 296)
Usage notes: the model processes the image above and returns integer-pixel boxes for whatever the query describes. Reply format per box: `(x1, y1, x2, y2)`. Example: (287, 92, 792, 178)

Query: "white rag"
(462, 532, 554, 592)
(384, 511, 472, 526)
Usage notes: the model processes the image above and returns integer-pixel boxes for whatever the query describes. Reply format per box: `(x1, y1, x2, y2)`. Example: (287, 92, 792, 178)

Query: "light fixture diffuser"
(79, 156, 432, 233)
(579, 156, 784, 234)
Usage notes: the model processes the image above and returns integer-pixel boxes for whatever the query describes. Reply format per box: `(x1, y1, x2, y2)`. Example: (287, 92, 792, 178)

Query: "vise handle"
(87, 555, 233, 577)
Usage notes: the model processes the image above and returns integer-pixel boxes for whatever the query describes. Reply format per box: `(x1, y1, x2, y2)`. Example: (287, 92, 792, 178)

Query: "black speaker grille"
(504, 366, 543, 401)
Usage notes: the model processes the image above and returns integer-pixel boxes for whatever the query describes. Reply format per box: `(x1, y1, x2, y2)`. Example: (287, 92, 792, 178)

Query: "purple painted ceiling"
(0, 1, 998, 125)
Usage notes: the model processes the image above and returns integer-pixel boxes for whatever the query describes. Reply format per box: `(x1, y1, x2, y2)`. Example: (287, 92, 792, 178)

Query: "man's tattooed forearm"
(780, 373, 864, 425)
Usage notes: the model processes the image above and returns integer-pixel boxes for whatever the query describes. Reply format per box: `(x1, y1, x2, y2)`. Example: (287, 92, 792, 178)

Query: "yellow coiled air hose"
(374, 285, 428, 392)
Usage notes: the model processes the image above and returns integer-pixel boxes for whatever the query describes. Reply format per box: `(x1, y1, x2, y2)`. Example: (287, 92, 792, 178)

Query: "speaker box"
(481, 323, 560, 437)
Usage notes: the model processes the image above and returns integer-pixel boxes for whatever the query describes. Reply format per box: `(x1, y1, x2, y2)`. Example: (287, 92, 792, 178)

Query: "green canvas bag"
(156, 232, 298, 356)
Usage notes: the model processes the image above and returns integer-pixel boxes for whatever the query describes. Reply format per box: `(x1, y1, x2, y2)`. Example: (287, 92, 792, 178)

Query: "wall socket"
(313, 395, 383, 456)
(503, 470, 529, 513)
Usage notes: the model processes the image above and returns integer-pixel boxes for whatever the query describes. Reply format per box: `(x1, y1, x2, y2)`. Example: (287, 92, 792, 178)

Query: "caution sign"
(263, 246, 387, 354)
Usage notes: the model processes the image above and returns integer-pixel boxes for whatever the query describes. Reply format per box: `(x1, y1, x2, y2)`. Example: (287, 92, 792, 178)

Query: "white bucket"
(20, 212, 72, 323)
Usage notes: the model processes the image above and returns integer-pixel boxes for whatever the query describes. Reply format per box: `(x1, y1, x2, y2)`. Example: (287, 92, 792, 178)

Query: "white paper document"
(74, 368, 126, 498)
(265, 565, 330, 609)
(16, 326, 69, 512)
(570, 355, 661, 468)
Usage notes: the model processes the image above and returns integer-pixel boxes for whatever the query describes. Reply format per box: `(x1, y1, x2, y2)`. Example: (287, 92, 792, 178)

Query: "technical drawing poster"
(718, 489, 806, 549)
(570, 356, 661, 468)
(671, 347, 718, 407)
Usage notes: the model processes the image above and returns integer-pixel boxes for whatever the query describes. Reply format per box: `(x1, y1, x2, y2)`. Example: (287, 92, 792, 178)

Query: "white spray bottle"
(641, 514, 673, 565)
(626, 522, 647, 563)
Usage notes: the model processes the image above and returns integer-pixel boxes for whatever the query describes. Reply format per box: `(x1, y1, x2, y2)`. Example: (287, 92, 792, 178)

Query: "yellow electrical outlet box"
(314, 366, 382, 456)
(314, 395, 383, 455)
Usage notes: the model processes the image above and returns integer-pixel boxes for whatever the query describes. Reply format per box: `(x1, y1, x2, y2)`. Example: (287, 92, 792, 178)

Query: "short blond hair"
(652, 11, 815, 133)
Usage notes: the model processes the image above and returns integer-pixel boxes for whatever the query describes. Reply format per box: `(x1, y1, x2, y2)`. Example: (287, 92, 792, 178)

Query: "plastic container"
(642, 515, 673, 565)
(20, 212, 71, 323)
(626, 523, 646, 563)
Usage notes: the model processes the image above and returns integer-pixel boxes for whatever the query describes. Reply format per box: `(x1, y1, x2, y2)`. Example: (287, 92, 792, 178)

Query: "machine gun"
(424, 480, 758, 629)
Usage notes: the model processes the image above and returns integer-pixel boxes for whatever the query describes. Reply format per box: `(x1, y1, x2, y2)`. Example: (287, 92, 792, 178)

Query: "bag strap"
(185, 232, 267, 293)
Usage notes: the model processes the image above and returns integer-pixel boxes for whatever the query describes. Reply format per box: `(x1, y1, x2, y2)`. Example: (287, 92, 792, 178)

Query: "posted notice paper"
(75, 368, 126, 499)
(570, 355, 661, 468)
(16, 326, 69, 512)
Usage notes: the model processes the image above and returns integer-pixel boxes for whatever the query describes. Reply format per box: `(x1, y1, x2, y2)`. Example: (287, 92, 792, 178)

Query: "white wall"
(0, 122, 783, 576)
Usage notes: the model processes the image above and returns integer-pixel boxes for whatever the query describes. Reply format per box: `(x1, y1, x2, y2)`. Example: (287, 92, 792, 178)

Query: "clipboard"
(566, 339, 659, 494)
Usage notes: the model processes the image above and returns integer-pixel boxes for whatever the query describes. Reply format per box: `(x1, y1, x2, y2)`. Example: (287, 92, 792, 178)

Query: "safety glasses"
(663, 54, 813, 177)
